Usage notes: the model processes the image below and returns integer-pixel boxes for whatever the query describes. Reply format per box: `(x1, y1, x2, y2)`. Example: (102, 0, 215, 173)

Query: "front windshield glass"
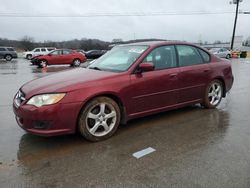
(88, 45, 148, 72)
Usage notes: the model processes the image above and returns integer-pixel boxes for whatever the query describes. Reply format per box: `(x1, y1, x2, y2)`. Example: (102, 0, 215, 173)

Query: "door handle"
(169, 73, 177, 78)
(203, 69, 210, 73)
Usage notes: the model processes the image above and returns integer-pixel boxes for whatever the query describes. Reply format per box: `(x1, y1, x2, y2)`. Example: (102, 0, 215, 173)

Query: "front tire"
(78, 97, 121, 142)
(203, 80, 223, 109)
(38, 60, 48, 68)
(5, 54, 12, 61)
(26, 54, 32, 60)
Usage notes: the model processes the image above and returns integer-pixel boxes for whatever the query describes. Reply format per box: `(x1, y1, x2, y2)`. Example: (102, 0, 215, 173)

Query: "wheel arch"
(213, 77, 226, 97)
(75, 92, 127, 133)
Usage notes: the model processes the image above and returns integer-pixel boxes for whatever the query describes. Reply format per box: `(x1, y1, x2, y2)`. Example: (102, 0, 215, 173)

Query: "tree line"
(0, 36, 110, 51)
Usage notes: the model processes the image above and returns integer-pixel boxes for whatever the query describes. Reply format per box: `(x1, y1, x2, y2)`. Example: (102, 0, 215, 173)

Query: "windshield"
(88, 45, 148, 72)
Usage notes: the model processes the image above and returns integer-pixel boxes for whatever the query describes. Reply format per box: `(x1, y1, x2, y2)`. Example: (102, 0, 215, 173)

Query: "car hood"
(21, 68, 118, 99)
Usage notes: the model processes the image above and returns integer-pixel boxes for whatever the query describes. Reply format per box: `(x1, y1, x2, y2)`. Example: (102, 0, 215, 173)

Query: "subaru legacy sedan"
(13, 41, 234, 141)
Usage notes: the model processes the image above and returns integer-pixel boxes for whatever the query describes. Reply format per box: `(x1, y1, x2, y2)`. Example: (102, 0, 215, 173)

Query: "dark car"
(0, 47, 18, 61)
(13, 41, 233, 141)
(85, 50, 107, 59)
(31, 49, 87, 68)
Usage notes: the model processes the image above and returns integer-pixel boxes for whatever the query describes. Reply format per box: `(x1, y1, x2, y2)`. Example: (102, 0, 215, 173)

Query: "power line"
(0, 11, 241, 18)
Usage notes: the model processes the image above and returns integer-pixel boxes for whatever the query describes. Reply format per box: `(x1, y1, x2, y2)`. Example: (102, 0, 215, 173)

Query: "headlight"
(27, 93, 66, 107)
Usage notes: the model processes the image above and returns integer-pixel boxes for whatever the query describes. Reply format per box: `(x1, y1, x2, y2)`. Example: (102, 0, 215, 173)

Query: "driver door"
(129, 45, 179, 114)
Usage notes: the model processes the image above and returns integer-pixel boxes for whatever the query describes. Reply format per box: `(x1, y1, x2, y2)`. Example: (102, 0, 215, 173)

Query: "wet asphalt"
(0, 58, 250, 188)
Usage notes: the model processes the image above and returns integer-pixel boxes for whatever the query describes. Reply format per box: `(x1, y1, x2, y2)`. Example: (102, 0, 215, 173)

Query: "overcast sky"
(0, 0, 250, 42)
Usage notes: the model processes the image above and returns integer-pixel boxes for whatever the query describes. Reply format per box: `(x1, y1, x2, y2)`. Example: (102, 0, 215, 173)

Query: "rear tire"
(5, 54, 12, 61)
(78, 97, 121, 142)
(72, 58, 81, 67)
(203, 80, 223, 109)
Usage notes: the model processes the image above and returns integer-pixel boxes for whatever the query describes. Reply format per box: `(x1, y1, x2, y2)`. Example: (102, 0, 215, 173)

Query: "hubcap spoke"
(102, 121, 110, 132)
(100, 103, 106, 114)
(87, 112, 98, 120)
(90, 122, 101, 134)
(105, 111, 116, 119)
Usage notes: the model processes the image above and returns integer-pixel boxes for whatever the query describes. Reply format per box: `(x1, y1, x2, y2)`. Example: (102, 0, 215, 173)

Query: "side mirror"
(137, 62, 154, 73)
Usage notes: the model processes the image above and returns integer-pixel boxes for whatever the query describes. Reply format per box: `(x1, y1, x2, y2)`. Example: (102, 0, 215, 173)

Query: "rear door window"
(63, 50, 72, 55)
(7, 48, 14, 51)
(176, 45, 204, 67)
(41, 48, 46, 52)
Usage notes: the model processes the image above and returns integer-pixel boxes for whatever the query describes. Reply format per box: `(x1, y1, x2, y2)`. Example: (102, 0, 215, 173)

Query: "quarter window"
(176, 45, 204, 67)
(143, 45, 177, 70)
(198, 49, 210, 63)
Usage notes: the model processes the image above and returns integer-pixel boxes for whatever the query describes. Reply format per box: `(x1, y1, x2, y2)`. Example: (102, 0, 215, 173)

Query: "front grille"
(14, 90, 26, 107)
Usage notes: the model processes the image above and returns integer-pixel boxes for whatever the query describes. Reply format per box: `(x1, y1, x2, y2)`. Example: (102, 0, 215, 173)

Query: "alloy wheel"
(208, 82, 222, 106)
(85, 102, 117, 137)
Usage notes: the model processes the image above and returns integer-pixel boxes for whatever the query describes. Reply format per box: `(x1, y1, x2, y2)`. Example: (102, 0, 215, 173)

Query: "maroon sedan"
(13, 41, 233, 141)
(31, 49, 87, 68)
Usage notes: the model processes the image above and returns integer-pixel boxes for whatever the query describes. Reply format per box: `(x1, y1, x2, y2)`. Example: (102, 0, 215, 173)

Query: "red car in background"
(14, 41, 234, 141)
(31, 49, 87, 68)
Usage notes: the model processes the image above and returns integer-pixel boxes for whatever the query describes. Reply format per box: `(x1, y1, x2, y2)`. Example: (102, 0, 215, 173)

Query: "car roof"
(119, 41, 204, 48)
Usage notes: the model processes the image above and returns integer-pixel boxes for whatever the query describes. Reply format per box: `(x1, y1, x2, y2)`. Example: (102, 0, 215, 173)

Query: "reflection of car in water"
(13, 41, 234, 142)
(30, 49, 87, 68)
(209, 48, 231, 59)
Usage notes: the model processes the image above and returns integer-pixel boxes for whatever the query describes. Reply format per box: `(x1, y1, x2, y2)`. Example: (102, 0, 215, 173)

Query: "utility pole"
(230, 0, 243, 50)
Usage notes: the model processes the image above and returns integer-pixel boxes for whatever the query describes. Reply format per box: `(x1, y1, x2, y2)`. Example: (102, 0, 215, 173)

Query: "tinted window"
(198, 49, 210, 63)
(47, 48, 54, 51)
(34, 49, 40, 52)
(143, 45, 177, 70)
(176, 45, 203, 67)
(0, 48, 6, 51)
(7, 48, 14, 51)
(41, 48, 46, 52)
(50, 50, 61, 55)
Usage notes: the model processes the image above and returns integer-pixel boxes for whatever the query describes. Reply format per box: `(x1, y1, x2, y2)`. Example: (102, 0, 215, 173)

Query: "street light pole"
(230, 0, 242, 50)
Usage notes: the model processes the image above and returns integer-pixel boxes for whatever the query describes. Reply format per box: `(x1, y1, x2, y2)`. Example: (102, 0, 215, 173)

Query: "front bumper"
(30, 58, 40, 65)
(13, 101, 82, 136)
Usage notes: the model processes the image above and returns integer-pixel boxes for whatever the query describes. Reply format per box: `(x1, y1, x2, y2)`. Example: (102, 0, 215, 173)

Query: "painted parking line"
(132, 147, 156, 159)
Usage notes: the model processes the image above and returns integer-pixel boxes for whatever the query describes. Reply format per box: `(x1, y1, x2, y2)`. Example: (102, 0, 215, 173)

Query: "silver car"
(209, 48, 231, 59)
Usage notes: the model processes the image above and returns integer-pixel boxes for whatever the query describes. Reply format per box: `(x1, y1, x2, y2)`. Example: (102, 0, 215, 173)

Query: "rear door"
(130, 45, 179, 114)
(62, 50, 73, 64)
(48, 50, 63, 64)
(176, 45, 211, 103)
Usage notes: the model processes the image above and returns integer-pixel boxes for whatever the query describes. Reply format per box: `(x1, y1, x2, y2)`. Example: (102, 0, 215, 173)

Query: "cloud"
(0, 0, 249, 42)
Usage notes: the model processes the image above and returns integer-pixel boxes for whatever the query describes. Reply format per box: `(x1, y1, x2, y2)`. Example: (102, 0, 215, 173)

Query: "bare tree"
(20, 36, 35, 51)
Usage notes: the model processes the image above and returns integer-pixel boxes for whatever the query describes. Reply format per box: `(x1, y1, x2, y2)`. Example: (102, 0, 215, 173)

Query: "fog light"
(33, 121, 51, 129)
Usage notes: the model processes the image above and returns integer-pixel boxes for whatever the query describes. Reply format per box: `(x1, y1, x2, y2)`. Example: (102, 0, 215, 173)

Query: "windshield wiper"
(88, 66, 102, 71)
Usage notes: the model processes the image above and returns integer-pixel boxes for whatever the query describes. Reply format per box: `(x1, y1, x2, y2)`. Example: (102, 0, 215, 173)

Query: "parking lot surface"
(0, 58, 250, 187)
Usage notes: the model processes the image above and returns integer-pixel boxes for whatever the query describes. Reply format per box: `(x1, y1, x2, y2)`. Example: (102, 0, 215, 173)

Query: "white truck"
(23, 47, 56, 60)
